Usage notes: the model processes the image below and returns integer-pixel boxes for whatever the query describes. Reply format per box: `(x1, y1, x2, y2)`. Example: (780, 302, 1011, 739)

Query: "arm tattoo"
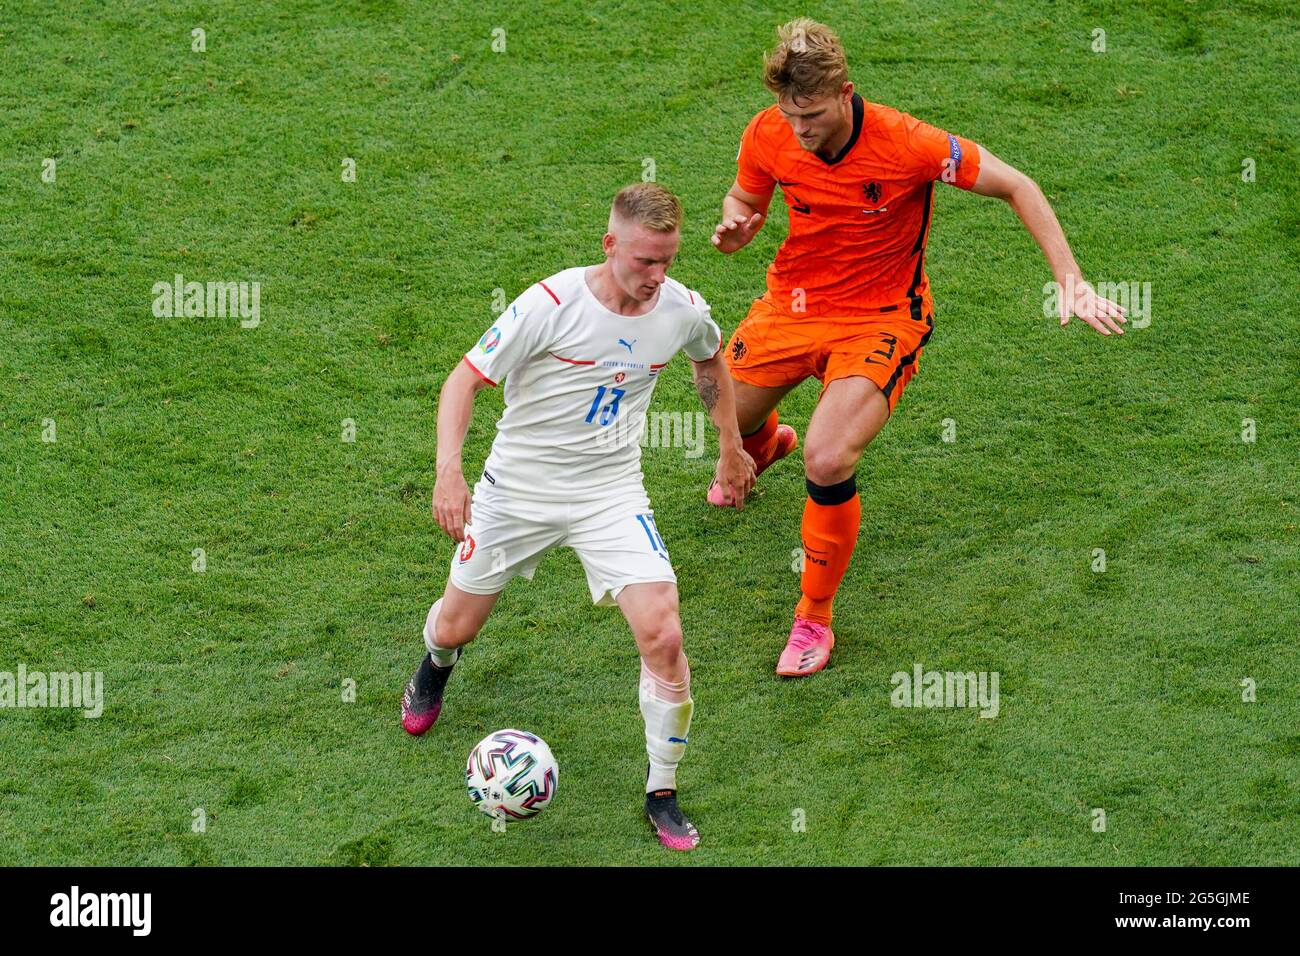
(696, 372, 720, 412)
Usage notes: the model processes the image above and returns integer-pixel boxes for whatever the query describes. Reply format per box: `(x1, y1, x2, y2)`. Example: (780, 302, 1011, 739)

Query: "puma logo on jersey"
(618, 337, 637, 353)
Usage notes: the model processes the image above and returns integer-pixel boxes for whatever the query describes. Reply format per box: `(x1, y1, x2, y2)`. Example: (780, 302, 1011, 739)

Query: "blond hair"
(610, 183, 683, 233)
(763, 18, 849, 101)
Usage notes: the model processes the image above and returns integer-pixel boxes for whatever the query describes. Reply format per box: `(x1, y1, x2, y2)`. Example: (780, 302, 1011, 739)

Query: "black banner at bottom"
(0, 866, 1283, 941)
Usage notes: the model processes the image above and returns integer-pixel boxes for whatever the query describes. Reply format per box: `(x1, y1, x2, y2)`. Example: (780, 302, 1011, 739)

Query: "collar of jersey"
(581, 267, 667, 320)
(815, 92, 865, 166)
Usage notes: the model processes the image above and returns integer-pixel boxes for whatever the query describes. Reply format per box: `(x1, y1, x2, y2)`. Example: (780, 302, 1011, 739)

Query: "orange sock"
(796, 477, 861, 626)
(742, 412, 780, 474)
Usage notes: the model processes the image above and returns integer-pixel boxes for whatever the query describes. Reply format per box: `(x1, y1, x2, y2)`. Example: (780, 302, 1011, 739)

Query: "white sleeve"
(682, 292, 723, 361)
(463, 284, 557, 386)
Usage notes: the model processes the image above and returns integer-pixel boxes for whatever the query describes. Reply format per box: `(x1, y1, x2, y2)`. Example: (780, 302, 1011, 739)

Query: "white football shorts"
(447, 480, 676, 606)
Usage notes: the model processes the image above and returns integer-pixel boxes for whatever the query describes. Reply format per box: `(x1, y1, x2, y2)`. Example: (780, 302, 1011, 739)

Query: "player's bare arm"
(691, 352, 756, 507)
(432, 359, 489, 542)
(711, 180, 771, 254)
(971, 148, 1127, 336)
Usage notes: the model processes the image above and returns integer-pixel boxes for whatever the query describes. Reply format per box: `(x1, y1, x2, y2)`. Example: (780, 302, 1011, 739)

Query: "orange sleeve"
(898, 114, 982, 190)
(735, 111, 776, 195)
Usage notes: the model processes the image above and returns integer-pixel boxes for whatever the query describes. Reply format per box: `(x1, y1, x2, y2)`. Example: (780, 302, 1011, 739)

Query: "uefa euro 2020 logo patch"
(478, 327, 501, 353)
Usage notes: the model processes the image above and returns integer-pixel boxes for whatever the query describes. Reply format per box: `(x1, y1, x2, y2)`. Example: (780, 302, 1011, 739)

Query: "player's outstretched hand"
(716, 446, 757, 510)
(432, 468, 472, 541)
(710, 213, 764, 254)
(1059, 277, 1127, 336)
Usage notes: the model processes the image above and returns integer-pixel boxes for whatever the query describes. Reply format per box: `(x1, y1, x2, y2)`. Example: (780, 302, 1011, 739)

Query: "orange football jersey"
(736, 93, 981, 319)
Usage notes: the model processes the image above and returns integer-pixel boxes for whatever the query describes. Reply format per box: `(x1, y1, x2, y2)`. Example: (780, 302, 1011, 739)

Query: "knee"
(432, 603, 480, 648)
(640, 618, 685, 674)
(804, 442, 857, 486)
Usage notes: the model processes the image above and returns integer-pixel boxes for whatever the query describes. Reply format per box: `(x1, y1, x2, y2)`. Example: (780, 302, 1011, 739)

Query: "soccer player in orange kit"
(710, 18, 1128, 677)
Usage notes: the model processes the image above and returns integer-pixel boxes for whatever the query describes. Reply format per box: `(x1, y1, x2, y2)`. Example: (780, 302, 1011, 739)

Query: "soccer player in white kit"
(400, 184, 756, 850)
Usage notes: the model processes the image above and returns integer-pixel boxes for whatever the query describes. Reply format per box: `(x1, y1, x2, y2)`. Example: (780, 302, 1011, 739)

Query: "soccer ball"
(465, 729, 558, 820)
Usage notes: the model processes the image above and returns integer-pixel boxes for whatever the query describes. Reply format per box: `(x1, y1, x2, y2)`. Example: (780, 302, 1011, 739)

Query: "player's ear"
(841, 81, 854, 103)
(602, 232, 616, 258)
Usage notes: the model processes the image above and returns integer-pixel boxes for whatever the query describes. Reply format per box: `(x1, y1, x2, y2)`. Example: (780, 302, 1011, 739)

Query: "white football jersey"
(462, 267, 722, 501)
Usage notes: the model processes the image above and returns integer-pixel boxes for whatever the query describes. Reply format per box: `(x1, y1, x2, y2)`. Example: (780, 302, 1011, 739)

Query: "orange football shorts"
(724, 294, 934, 414)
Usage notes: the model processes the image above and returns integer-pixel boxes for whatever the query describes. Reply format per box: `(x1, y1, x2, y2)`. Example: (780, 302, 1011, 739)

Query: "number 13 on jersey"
(584, 385, 625, 427)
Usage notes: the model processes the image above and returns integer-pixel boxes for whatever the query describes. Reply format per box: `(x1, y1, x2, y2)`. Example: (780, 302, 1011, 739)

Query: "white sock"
(639, 660, 693, 793)
(423, 599, 458, 668)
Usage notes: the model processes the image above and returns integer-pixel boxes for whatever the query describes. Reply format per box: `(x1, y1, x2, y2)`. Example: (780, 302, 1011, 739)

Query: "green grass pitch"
(1, 0, 1297, 866)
